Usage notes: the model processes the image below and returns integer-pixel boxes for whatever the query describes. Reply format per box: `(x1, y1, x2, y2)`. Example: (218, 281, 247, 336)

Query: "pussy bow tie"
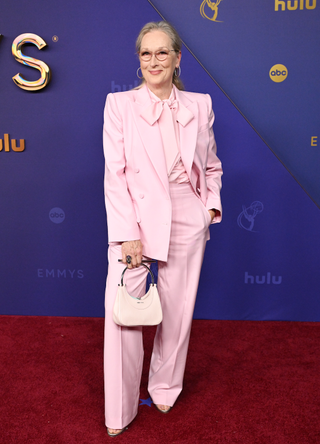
(140, 99, 194, 127)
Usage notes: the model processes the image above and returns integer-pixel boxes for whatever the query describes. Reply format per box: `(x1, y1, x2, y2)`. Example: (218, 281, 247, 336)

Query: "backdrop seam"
(146, 0, 320, 210)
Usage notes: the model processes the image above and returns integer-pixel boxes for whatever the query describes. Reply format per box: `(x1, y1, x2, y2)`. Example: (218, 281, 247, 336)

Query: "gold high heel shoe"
(107, 427, 128, 437)
(154, 404, 172, 414)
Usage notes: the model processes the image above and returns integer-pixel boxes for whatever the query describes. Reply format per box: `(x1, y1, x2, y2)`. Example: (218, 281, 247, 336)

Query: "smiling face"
(139, 30, 181, 100)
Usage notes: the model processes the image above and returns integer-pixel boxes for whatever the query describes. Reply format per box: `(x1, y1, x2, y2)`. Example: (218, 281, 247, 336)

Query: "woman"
(103, 21, 222, 437)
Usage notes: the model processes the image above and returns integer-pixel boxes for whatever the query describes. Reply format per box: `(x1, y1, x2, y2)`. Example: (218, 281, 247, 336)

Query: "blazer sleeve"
(204, 94, 223, 223)
(103, 93, 140, 243)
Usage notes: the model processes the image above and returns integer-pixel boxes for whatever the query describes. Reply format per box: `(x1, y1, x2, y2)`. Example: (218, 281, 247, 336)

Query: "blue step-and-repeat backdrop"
(0, 0, 319, 320)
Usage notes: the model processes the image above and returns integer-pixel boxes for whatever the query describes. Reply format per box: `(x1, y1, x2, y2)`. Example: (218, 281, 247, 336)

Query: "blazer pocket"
(198, 199, 212, 227)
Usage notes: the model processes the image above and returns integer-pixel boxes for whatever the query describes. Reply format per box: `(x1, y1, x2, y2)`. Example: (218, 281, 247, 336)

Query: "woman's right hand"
(121, 240, 143, 269)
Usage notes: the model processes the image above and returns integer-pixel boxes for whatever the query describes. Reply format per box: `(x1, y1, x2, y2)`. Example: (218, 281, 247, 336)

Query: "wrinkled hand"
(121, 240, 143, 269)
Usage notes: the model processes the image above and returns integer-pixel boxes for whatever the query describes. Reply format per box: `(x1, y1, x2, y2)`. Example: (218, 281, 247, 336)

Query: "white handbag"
(113, 263, 163, 327)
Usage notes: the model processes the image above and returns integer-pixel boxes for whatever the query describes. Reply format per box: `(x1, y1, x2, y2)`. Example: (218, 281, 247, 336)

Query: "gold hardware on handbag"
(113, 263, 163, 327)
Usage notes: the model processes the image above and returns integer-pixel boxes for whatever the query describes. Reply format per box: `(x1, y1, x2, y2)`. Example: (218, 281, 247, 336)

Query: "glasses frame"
(139, 48, 178, 62)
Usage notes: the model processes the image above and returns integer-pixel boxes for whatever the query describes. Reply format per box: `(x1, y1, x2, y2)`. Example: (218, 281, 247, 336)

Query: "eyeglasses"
(139, 48, 177, 62)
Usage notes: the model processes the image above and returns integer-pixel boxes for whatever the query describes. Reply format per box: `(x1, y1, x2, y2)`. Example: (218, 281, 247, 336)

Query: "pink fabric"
(158, 100, 180, 175)
(144, 87, 190, 183)
(169, 158, 190, 184)
(104, 182, 211, 429)
(103, 84, 222, 261)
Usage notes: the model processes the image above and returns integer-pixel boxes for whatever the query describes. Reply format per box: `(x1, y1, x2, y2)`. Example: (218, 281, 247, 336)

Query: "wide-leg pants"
(104, 182, 211, 429)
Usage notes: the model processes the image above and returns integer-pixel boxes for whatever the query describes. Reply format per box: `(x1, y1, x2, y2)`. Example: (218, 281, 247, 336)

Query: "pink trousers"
(104, 183, 211, 429)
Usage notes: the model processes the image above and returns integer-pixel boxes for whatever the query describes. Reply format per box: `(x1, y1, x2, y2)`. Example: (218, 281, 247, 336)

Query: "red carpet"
(1, 316, 320, 443)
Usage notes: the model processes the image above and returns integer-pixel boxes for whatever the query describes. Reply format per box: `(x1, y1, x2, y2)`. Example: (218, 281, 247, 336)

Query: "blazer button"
(139, 193, 144, 199)
(135, 168, 140, 173)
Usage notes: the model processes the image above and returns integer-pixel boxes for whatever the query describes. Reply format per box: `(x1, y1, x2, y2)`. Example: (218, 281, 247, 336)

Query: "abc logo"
(49, 207, 65, 224)
(269, 64, 288, 83)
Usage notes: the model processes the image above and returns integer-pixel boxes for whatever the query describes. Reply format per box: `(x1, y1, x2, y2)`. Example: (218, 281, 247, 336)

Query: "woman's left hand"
(208, 209, 216, 222)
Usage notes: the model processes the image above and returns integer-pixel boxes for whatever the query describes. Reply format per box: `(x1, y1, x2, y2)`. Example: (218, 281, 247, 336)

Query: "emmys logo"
(0, 33, 51, 91)
(37, 269, 84, 278)
(0, 134, 25, 152)
(269, 64, 288, 83)
(200, 0, 224, 22)
(237, 201, 264, 232)
(49, 208, 65, 224)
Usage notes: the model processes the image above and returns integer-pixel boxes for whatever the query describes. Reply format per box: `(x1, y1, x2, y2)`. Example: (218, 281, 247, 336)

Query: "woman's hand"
(121, 240, 143, 269)
(208, 209, 216, 222)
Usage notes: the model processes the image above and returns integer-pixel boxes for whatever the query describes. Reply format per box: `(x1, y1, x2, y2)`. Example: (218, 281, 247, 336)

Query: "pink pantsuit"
(103, 84, 222, 429)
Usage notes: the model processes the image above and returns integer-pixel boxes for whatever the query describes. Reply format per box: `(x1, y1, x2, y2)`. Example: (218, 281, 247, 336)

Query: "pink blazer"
(103, 84, 222, 261)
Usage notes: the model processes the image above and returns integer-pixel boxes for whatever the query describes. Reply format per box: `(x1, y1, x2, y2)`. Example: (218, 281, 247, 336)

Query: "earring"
(174, 66, 181, 77)
(136, 67, 143, 79)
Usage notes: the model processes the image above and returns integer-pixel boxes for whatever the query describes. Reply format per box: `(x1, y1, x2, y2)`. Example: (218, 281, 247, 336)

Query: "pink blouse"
(147, 87, 190, 184)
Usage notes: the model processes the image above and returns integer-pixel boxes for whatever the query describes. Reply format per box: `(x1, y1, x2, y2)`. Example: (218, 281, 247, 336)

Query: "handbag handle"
(120, 263, 156, 286)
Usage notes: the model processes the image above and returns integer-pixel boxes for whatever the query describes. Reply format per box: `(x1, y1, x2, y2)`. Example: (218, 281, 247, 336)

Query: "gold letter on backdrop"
(11, 139, 25, 152)
(287, 0, 298, 9)
(306, 0, 316, 9)
(12, 33, 51, 91)
(275, 0, 286, 11)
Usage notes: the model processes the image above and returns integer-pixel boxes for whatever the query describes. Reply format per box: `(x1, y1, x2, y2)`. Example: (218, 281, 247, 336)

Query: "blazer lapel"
(174, 87, 199, 180)
(129, 85, 199, 194)
(130, 85, 169, 196)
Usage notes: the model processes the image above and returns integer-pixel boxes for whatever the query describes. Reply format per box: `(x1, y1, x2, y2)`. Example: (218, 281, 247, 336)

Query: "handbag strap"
(120, 263, 155, 286)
